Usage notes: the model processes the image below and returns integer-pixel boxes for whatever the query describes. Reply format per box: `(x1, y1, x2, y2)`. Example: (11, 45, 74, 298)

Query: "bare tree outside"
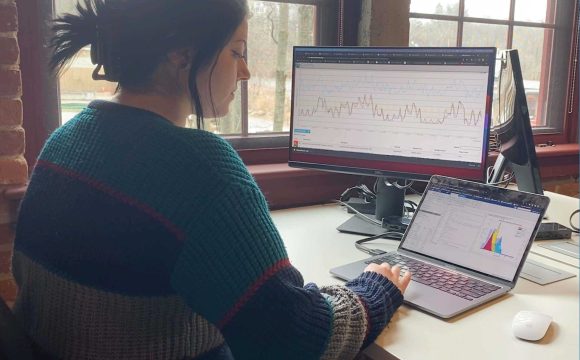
(273, 3, 289, 132)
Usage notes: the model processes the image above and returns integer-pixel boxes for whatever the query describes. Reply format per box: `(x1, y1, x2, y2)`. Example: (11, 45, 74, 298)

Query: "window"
(54, 0, 340, 148)
(409, 0, 577, 135)
(16, 0, 579, 207)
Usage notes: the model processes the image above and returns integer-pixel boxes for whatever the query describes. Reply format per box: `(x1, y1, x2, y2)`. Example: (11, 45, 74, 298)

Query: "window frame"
(408, 0, 579, 146)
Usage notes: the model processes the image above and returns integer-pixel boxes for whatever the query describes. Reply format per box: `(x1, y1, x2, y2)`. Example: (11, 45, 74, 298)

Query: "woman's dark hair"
(49, 0, 248, 128)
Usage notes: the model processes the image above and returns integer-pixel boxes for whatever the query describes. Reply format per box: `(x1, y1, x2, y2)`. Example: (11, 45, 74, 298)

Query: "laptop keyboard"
(365, 253, 500, 301)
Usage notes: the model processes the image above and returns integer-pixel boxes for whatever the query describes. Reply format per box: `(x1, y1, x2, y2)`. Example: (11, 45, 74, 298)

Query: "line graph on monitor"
(299, 95, 483, 126)
(292, 66, 490, 162)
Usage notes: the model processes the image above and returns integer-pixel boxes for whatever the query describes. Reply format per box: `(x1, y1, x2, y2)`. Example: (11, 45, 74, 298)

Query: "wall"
(0, 0, 27, 306)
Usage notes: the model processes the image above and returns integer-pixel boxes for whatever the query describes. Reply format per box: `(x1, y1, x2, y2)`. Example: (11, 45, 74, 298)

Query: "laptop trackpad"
(404, 281, 471, 318)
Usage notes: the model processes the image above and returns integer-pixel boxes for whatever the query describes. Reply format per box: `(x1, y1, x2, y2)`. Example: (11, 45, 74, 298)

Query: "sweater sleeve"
(170, 184, 404, 360)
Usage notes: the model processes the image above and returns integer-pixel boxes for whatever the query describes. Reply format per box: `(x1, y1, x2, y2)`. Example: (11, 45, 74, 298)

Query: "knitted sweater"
(12, 100, 403, 360)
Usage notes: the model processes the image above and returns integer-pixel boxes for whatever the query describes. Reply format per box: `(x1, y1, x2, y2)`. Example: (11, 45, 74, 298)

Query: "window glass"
(462, 23, 508, 49)
(213, 1, 316, 135)
(410, 0, 460, 15)
(246, 1, 315, 134)
(464, 0, 510, 20)
(512, 26, 553, 127)
(410, 19, 457, 47)
(514, 0, 549, 23)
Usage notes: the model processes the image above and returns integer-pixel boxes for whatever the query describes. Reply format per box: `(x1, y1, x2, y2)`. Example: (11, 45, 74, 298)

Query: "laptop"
(330, 175, 550, 319)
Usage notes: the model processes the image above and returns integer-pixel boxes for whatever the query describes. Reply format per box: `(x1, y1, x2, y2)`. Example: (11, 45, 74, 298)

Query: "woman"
(12, 0, 411, 359)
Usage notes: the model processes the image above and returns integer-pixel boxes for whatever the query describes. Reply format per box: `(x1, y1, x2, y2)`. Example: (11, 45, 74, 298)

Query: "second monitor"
(288, 47, 497, 235)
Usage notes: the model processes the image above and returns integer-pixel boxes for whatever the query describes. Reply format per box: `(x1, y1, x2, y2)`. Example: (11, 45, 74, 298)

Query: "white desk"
(271, 191, 579, 360)
(531, 191, 579, 268)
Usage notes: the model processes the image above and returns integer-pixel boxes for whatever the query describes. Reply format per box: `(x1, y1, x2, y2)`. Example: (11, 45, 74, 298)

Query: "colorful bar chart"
(482, 225, 503, 254)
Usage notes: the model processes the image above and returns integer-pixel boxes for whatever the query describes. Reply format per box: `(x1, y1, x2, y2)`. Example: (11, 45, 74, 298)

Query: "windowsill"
(5, 144, 578, 209)
(250, 143, 579, 209)
(489, 143, 580, 159)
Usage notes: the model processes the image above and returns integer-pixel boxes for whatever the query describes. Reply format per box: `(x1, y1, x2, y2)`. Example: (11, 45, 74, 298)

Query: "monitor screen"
(288, 47, 497, 182)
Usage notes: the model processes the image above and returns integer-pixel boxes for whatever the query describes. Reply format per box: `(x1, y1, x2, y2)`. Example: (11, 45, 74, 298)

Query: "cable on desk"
(569, 209, 579, 233)
(335, 200, 382, 226)
(486, 166, 515, 187)
(407, 186, 423, 196)
(354, 232, 404, 256)
(337, 199, 415, 227)
(379, 178, 415, 190)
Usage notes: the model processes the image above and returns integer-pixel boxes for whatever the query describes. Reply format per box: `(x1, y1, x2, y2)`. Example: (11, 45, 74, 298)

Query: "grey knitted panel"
(12, 252, 225, 360)
(319, 285, 368, 360)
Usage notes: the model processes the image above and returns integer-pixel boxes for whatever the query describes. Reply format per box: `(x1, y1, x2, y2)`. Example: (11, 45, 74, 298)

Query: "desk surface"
(271, 191, 579, 360)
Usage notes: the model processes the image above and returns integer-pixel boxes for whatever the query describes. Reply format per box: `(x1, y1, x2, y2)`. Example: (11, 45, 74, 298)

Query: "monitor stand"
(337, 177, 410, 237)
(488, 153, 543, 194)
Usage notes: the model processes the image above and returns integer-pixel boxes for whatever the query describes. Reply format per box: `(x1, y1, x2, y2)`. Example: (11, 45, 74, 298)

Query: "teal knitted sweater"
(13, 100, 403, 359)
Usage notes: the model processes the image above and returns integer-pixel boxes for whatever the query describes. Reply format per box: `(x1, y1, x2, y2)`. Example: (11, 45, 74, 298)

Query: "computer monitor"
(288, 46, 497, 236)
(488, 49, 543, 194)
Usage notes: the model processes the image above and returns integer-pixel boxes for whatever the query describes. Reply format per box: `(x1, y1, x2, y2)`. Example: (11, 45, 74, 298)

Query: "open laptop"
(330, 175, 550, 319)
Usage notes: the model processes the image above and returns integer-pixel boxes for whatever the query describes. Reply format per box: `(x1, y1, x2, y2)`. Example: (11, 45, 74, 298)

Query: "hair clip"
(90, 19, 121, 81)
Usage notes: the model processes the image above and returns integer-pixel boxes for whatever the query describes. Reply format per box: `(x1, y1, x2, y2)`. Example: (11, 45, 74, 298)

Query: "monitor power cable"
(355, 232, 404, 256)
(486, 166, 515, 187)
(379, 178, 415, 190)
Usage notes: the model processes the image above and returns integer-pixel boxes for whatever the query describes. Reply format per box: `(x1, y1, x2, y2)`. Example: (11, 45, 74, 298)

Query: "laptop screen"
(400, 177, 547, 282)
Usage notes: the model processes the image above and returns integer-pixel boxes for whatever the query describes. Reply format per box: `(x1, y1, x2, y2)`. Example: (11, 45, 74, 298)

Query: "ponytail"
(49, 0, 101, 76)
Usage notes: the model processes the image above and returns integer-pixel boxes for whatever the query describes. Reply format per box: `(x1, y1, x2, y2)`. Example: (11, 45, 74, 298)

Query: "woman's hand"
(364, 263, 412, 295)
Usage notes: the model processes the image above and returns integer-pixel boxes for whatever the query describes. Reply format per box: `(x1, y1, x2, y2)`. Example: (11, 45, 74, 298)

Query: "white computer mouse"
(512, 310, 553, 341)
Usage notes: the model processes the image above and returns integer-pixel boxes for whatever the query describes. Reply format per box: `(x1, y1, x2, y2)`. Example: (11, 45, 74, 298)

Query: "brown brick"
(0, 223, 14, 246)
(0, 248, 11, 274)
(0, 36, 18, 65)
(0, 99, 21, 126)
(0, 191, 19, 224)
(0, 278, 17, 304)
(0, 3, 17, 32)
(0, 156, 27, 185)
(0, 69, 21, 97)
(0, 128, 24, 156)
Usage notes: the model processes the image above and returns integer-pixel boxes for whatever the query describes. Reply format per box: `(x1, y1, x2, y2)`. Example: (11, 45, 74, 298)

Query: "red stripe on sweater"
(218, 258, 292, 329)
(37, 160, 186, 241)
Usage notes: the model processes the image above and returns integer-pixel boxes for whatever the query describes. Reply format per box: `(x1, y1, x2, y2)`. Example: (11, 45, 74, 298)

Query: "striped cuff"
(345, 271, 404, 346)
(318, 285, 368, 360)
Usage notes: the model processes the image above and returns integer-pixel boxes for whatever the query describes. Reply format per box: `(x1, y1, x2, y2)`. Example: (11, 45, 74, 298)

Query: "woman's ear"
(167, 48, 193, 70)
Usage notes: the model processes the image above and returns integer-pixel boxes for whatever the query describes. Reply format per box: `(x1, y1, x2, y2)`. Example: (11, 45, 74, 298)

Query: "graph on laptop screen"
(288, 47, 497, 235)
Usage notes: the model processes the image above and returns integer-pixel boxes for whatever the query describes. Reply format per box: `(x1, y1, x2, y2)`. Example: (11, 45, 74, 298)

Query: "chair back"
(0, 297, 36, 360)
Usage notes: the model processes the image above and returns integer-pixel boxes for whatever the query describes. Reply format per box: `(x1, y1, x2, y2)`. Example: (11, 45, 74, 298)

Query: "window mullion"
(457, 0, 465, 46)
(507, 0, 515, 48)
(567, 2, 579, 116)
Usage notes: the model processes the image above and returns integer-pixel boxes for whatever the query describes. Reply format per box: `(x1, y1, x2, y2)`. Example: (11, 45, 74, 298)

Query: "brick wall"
(0, 0, 27, 306)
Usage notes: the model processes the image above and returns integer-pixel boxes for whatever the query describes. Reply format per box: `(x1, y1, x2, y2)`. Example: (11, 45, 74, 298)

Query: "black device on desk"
(536, 222, 573, 240)
(288, 46, 497, 236)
